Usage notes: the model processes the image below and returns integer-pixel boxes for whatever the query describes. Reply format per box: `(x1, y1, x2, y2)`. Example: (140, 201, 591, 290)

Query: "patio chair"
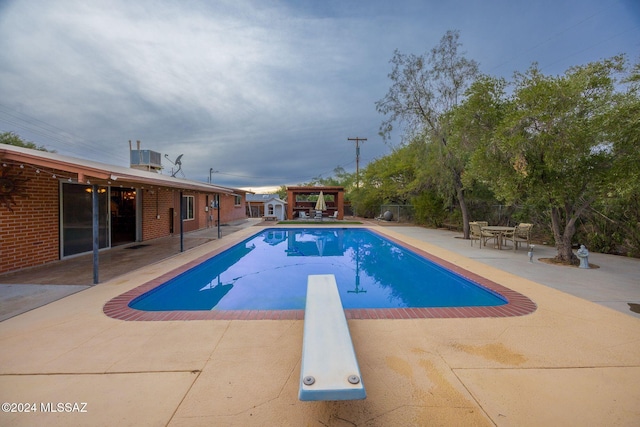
(469, 222, 497, 248)
(299, 211, 309, 219)
(469, 222, 479, 246)
(503, 223, 533, 251)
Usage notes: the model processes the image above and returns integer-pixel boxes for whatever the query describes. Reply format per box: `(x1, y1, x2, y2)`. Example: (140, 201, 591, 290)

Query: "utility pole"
(348, 137, 367, 218)
(347, 137, 367, 189)
(209, 168, 218, 183)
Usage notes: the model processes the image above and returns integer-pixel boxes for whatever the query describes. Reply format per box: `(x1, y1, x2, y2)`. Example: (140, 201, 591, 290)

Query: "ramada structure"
(0, 144, 249, 275)
(286, 186, 345, 220)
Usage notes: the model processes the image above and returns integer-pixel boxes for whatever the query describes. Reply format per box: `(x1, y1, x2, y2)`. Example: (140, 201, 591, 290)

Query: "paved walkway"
(382, 224, 640, 320)
(3, 220, 639, 320)
(0, 219, 262, 321)
(0, 221, 639, 426)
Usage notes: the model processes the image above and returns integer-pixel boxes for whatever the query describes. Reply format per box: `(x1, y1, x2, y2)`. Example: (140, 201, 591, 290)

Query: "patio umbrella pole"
(315, 191, 327, 220)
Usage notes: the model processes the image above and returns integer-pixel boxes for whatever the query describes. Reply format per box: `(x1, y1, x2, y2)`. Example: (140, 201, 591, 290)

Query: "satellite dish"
(164, 153, 185, 177)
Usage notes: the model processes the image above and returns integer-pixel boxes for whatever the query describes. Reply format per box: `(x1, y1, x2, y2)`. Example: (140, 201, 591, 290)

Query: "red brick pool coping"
(103, 229, 537, 321)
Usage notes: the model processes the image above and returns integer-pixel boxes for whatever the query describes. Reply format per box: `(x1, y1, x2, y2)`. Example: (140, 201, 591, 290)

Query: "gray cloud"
(1, 0, 638, 189)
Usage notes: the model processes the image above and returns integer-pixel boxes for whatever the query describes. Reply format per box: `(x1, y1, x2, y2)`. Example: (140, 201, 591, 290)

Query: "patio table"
(481, 226, 515, 249)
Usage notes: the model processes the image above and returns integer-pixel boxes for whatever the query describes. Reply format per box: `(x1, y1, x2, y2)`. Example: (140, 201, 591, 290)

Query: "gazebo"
(286, 186, 345, 220)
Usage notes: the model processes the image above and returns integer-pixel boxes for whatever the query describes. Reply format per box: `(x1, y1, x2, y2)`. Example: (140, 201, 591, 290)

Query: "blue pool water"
(129, 228, 507, 311)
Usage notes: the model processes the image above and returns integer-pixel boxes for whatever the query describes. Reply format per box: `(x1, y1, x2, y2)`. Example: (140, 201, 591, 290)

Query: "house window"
(268, 204, 274, 215)
(234, 195, 241, 206)
(182, 195, 194, 220)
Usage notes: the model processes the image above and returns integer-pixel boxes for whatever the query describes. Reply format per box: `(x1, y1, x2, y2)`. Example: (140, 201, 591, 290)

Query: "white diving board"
(299, 274, 366, 401)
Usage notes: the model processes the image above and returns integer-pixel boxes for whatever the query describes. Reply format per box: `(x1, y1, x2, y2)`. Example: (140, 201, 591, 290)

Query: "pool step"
(299, 274, 366, 401)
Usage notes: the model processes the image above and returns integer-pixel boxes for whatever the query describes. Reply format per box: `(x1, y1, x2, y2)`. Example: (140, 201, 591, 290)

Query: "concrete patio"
(1, 221, 639, 426)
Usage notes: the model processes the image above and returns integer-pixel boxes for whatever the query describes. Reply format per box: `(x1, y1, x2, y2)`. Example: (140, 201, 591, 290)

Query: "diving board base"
(299, 274, 366, 401)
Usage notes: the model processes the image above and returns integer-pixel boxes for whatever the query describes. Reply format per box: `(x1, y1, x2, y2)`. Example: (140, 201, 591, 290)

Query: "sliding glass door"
(61, 183, 109, 257)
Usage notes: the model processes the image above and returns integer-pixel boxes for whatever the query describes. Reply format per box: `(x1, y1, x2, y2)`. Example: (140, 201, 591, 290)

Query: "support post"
(217, 194, 221, 239)
(179, 191, 184, 252)
(92, 184, 99, 284)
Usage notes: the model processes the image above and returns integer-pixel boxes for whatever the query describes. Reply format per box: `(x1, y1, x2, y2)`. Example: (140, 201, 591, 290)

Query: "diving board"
(299, 274, 366, 401)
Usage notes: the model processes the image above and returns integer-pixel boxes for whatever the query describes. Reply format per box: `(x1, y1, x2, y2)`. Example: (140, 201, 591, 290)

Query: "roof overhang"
(0, 144, 246, 195)
(286, 186, 344, 192)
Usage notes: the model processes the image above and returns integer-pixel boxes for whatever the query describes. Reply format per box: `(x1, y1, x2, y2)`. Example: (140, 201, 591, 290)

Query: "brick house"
(0, 144, 248, 274)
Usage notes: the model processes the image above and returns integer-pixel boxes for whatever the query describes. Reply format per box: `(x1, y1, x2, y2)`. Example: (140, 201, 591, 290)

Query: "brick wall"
(0, 164, 248, 274)
(170, 191, 198, 233)
(219, 193, 247, 223)
(0, 167, 61, 273)
(169, 191, 247, 234)
(141, 187, 175, 240)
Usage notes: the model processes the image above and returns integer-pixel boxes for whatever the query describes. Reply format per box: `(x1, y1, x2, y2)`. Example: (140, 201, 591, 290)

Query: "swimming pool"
(104, 227, 536, 320)
(130, 228, 506, 311)
(103, 227, 536, 320)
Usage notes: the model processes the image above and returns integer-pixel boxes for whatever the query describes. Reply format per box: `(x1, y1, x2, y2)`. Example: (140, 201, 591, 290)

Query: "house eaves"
(0, 144, 245, 195)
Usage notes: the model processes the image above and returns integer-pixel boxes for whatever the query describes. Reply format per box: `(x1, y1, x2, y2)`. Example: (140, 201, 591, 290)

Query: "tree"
(0, 132, 50, 151)
(468, 57, 630, 263)
(275, 185, 288, 200)
(361, 144, 417, 197)
(298, 166, 354, 190)
(376, 30, 479, 238)
(592, 61, 640, 256)
(604, 61, 640, 197)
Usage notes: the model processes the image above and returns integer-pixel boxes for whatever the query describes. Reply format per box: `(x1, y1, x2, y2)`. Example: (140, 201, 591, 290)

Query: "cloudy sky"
(1, 0, 638, 191)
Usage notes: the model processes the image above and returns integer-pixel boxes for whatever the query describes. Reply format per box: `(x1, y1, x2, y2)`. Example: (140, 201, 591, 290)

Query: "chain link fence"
(378, 205, 415, 222)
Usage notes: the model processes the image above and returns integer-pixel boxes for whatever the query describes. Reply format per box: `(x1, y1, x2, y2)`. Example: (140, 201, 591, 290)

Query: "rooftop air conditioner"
(130, 150, 162, 170)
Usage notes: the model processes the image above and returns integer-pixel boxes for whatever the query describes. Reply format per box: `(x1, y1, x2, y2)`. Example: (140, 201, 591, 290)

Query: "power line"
(0, 105, 79, 138)
(489, 1, 624, 74)
(539, 24, 640, 72)
(0, 103, 125, 164)
(214, 158, 358, 183)
(0, 102, 368, 183)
